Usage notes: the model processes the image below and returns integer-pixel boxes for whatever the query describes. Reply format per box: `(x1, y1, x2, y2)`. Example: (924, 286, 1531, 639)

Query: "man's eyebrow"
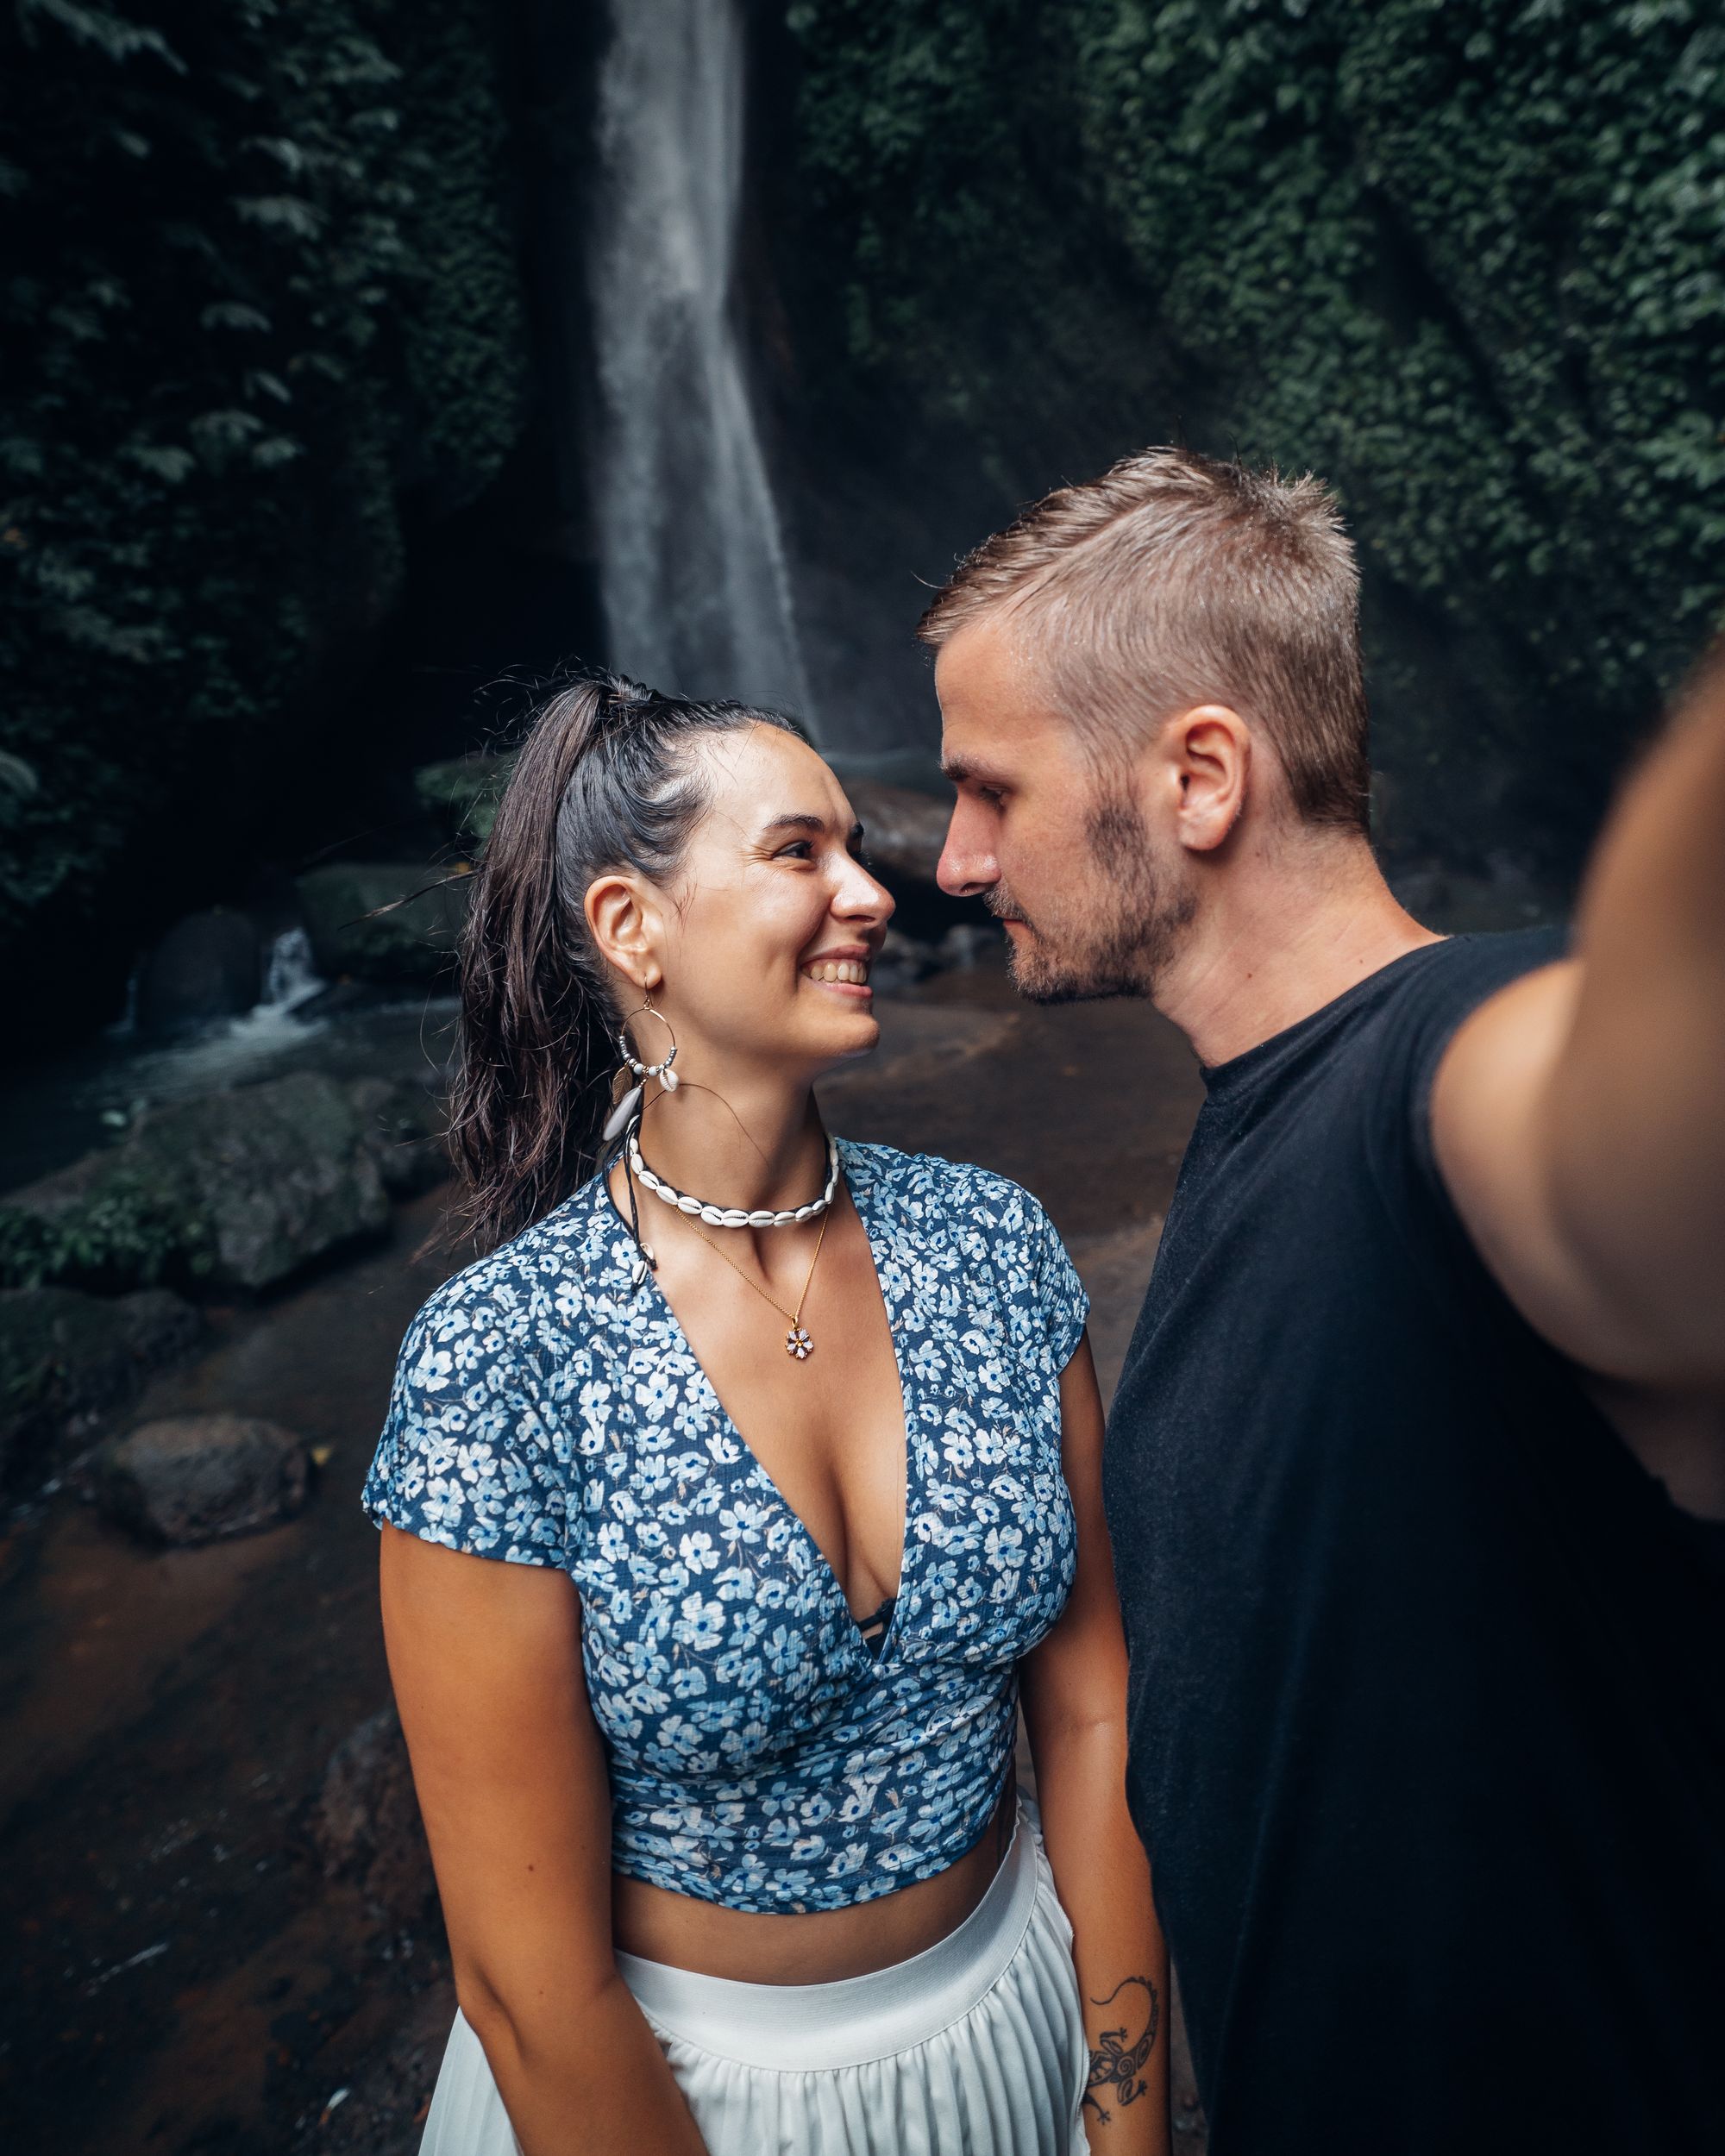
(941, 756, 1008, 789)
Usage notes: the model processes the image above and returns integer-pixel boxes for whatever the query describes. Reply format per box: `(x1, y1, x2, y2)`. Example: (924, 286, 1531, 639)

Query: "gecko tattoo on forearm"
(1082, 1974, 1159, 2122)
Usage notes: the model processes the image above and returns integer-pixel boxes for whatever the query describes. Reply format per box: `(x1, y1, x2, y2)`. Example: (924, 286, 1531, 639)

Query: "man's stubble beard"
(991, 790, 1195, 1006)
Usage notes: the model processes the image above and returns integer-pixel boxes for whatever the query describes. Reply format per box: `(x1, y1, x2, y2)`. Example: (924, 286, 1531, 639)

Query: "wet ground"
(0, 955, 1209, 2155)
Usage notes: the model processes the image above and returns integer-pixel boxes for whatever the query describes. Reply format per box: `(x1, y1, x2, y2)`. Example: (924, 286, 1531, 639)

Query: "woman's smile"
(801, 945, 875, 998)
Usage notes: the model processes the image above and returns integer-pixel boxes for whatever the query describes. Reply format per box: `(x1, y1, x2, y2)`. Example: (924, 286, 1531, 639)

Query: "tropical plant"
(0, 0, 526, 961)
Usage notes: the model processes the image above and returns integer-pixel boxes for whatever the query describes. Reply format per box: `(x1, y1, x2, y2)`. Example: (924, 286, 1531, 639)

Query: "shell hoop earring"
(600, 1001, 679, 1147)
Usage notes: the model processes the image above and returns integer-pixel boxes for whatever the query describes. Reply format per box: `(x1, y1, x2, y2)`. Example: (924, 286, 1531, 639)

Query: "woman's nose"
(833, 856, 895, 926)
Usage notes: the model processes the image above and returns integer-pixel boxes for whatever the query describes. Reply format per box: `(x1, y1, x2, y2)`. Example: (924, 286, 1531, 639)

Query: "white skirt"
(419, 1799, 1089, 2155)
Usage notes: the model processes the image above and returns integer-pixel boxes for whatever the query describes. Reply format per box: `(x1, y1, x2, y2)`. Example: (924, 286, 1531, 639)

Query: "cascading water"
(258, 926, 323, 1017)
(589, 0, 812, 718)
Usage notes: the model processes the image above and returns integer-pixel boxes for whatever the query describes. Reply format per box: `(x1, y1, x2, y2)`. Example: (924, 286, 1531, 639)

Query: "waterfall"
(589, 0, 812, 718)
(257, 926, 323, 1017)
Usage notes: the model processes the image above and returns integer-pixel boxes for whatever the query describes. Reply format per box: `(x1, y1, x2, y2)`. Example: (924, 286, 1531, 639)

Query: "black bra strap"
(855, 1596, 895, 1656)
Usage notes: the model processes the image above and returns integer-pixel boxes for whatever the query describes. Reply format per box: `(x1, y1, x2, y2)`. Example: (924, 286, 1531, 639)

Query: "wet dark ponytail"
(448, 672, 806, 1252)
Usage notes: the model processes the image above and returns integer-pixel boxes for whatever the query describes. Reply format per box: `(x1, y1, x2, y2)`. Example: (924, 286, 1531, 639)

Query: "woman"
(364, 676, 1168, 2155)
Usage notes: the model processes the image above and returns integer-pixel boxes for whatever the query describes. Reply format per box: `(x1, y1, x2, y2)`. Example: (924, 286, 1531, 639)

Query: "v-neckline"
(605, 1138, 915, 1667)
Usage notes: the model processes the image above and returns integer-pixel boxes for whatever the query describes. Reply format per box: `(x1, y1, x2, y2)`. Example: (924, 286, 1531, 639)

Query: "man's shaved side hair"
(919, 447, 1371, 832)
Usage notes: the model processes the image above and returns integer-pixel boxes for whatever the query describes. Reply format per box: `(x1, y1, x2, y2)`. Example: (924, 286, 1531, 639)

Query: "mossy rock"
(0, 1073, 394, 1294)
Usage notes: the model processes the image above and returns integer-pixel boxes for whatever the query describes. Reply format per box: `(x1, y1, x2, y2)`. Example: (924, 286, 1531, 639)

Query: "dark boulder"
(90, 1413, 310, 1545)
(137, 909, 263, 1036)
(314, 1704, 436, 1924)
(842, 779, 994, 943)
(844, 779, 950, 894)
(0, 1285, 202, 1485)
(298, 862, 473, 985)
(348, 1078, 450, 1198)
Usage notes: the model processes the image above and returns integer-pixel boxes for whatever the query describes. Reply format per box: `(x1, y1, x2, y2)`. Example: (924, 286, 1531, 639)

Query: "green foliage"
(789, 0, 1725, 864)
(413, 749, 514, 847)
(0, 0, 526, 954)
(0, 1170, 210, 1294)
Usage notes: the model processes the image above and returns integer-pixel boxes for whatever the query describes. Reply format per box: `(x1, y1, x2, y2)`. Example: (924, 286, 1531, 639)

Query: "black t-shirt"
(1105, 933, 1725, 2155)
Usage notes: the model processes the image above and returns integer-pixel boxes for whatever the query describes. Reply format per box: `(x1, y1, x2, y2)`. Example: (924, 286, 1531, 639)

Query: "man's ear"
(1165, 705, 1251, 854)
(585, 873, 663, 993)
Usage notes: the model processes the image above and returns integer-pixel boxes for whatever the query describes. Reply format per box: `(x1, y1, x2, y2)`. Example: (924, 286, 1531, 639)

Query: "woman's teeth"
(806, 959, 870, 985)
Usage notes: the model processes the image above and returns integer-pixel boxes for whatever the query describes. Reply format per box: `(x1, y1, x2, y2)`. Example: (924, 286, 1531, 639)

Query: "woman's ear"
(584, 873, 663, 993)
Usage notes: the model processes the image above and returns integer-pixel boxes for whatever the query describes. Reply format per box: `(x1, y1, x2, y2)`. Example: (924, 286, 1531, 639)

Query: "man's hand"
(1433, 649, 1725, 1408)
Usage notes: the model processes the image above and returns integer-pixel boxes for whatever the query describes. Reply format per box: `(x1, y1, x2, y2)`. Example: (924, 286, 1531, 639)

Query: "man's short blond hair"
(919, 447, 1371, 831)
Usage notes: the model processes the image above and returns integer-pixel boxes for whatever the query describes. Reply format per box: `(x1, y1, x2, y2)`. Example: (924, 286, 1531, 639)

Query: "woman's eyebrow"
(756, 812, 867, 846)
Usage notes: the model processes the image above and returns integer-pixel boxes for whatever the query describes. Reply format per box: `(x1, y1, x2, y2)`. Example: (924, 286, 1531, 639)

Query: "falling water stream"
(589, 0, 812, 716)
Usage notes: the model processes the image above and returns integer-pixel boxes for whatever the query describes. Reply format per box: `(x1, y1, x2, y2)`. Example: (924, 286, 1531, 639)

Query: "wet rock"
(869, 928, 943, 993)
(298, 862, 473, 985)
(348, 1080, 450, 1198)
(90, 1413, 310, 1545)
(938, 921, 999, 968)
(291, 1979, 455, 2156)
(1, 1072, 391, 1294)
(0, 1286, 203, 1485)
(862, 921, 1003, 994)
(157, 1076, 392, 1288)
(137, 909, 263, 1037)
(314, 1705, 436, 1924)
(844, 779, 951, 895)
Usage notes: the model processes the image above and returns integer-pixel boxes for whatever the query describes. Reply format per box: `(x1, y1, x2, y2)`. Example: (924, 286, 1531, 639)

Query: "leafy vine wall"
(1, 0, 526, 975)
(786, 0, 1725, 866)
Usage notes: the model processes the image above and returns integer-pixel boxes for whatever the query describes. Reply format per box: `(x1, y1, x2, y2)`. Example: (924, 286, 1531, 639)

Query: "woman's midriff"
(610, 1779, 1017, 1985)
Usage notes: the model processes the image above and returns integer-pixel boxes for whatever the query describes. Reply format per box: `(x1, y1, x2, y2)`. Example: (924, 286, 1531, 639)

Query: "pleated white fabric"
(418, 1800, 1088, 2156)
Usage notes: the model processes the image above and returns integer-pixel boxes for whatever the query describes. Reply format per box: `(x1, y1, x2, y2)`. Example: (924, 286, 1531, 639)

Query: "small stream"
(0, 932, 458, 1198)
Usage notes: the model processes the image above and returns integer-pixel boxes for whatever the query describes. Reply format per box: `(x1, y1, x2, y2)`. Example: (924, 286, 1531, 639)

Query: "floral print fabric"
(363, 1141, 1088, 1914)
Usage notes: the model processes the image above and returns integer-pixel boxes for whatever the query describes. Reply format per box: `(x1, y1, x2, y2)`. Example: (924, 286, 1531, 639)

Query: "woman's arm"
(1021, 1338, 1170, 2156)
(380, 1527, 708, 2156)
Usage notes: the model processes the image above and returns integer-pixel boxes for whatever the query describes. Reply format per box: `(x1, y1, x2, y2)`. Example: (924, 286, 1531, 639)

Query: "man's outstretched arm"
(1433, 649, 1725, 1395)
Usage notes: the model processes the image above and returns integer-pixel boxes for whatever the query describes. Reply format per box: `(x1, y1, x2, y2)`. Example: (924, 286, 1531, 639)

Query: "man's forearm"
(1547, 649, 1725, 1382)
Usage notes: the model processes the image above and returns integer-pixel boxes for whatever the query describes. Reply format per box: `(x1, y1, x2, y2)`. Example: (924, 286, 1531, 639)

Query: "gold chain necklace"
(690, 1205, 831, 1362)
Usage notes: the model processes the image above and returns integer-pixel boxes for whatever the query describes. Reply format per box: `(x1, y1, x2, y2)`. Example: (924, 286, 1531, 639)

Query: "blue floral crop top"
(363, 1141, 1088, 1915)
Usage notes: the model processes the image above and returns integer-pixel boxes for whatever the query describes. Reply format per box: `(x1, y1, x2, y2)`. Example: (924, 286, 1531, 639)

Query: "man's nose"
(937, 801, 998, 899)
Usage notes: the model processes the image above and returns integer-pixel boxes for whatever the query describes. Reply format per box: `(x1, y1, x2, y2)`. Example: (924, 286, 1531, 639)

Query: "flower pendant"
(785, 1326, 813, 1362)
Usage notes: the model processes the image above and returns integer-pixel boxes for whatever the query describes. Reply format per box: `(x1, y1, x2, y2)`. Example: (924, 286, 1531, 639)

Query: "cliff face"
(764, 0, 1725, 876)
(12, 0, 1723, 1039)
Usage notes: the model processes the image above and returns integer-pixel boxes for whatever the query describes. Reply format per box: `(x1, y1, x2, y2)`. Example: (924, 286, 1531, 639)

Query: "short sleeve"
(1016, 1190, 1090, 1374)
(1396, 928, 1569, 1202)
(362, 1275, 568, 1566)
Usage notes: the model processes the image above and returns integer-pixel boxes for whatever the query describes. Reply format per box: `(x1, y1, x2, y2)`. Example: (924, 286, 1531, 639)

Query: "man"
(927, 448, 1725, 2155)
